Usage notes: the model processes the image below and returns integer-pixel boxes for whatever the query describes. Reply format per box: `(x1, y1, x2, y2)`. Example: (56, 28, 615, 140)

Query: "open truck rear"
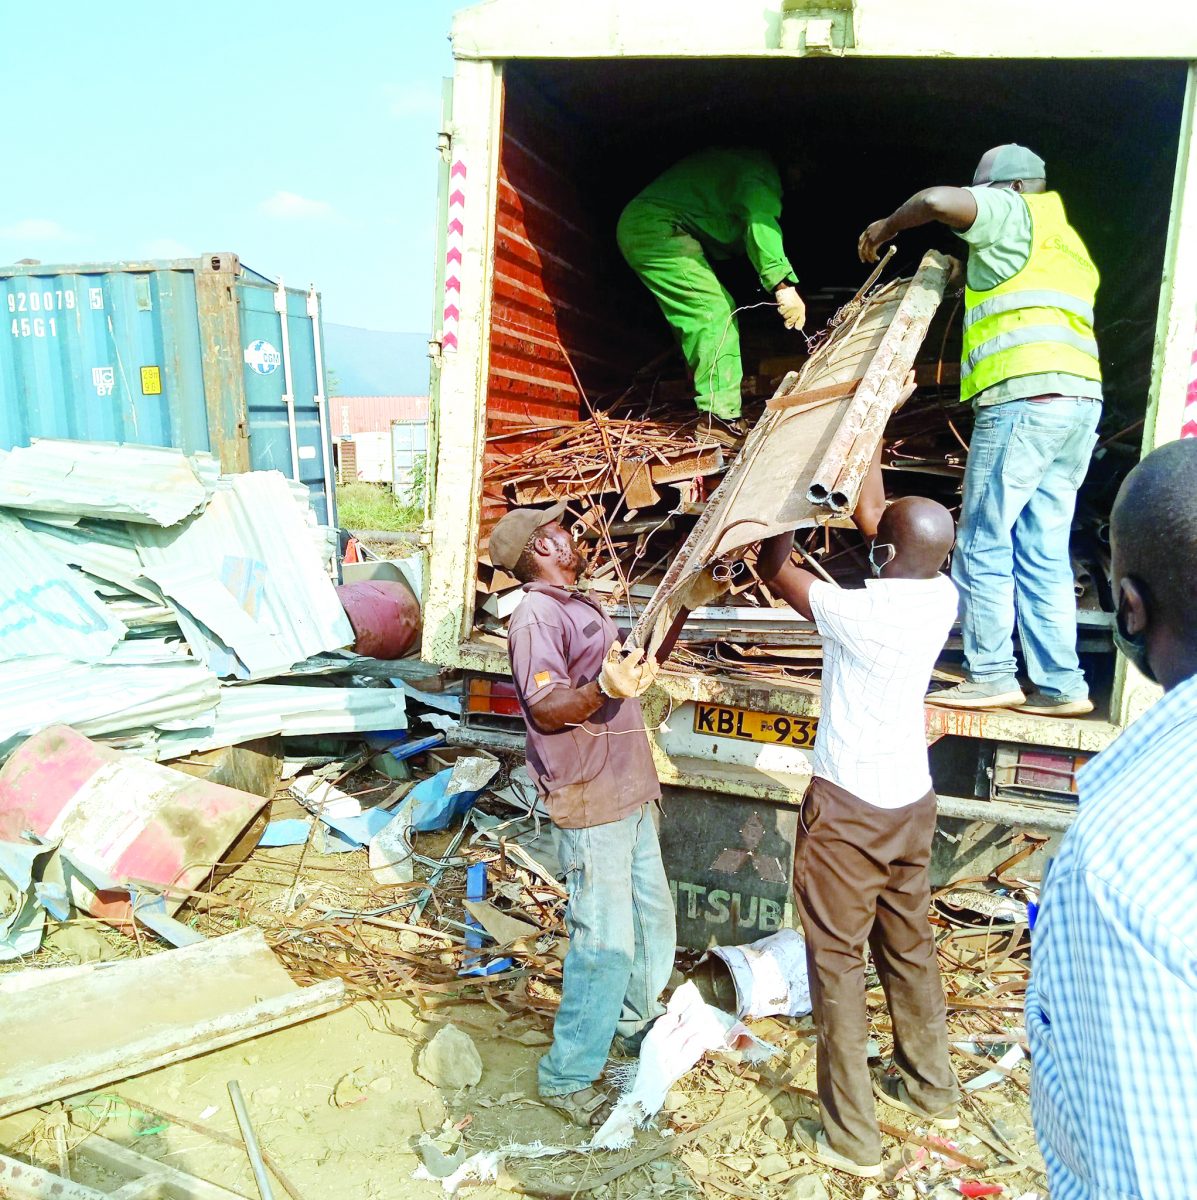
(420, 0, 1197, 930)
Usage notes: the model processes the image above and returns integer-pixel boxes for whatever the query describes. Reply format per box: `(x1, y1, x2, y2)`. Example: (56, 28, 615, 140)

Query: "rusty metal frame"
(626, 250, 953, 652)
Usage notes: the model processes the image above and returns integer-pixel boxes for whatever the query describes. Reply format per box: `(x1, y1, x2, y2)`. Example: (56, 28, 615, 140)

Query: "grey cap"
(972, 143, 1047, 187)
(488, 501, 567, 571)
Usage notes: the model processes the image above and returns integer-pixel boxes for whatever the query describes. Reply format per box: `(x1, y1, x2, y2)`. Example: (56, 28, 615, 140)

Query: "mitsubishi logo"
(710, 810, 787, 884)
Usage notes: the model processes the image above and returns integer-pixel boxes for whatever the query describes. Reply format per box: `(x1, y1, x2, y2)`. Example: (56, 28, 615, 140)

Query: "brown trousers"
(794, 776, 959, 1164)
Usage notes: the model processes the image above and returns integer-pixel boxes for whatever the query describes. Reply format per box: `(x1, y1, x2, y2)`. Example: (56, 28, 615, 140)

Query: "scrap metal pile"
(0, 682, 1046, 1196)
(0, 438, 408, 763)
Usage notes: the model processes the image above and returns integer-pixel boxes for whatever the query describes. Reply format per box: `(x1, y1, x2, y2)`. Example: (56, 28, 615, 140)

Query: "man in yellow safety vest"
(858, 145, 1102, 717)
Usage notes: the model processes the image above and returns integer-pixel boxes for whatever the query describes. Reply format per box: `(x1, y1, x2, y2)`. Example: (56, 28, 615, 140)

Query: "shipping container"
(392, 417, 429, 495)
(0, 253, 337, 524)
(423, 0, 1197, 894)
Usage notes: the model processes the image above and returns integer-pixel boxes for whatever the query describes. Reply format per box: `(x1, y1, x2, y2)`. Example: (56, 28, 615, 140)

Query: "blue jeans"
(952, 398, 1101, 701)
(538, 804, 677, 1097)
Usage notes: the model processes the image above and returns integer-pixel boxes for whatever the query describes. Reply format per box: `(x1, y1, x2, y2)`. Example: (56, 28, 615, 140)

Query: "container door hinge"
(779, 0, 855, 52)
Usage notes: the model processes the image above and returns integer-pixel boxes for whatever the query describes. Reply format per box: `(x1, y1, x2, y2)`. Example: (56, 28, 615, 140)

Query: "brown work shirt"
(507, 581, 660, 830)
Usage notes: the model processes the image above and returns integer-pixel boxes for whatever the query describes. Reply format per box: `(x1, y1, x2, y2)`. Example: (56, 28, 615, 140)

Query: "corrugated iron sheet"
(133, 471, 354, 679)
(0, 642, 220, 759)
(20, 517, 157, 601)
(334, 395, 428, 435)
(156, 683, 407, 759)
(0, 440, 219, 526)
(0, 513, 126, 663)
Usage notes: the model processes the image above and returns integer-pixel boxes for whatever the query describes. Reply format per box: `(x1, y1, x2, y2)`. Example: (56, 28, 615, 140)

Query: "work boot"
(791, 1118, 882, 1179)
(872, 1072, 959, 1130)
(699, 414, 748, 441)
(925, 680, 1025, 710)
(1008, 692, 1094, 717)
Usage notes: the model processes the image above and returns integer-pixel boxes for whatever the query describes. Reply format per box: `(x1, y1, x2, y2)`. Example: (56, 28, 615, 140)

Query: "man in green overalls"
(617, 147, 806, 432)
(859, 145, 1102, 717)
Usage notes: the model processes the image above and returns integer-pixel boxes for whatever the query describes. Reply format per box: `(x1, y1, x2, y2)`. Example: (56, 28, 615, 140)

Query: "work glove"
(775, 285, 806, 332)
(598, 641, 659, 699)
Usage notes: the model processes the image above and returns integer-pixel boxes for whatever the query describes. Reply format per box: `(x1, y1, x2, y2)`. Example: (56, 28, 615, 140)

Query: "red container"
(336, 579, 422, 659)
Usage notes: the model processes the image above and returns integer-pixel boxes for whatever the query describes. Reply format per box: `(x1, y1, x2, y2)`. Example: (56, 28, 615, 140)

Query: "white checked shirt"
(808, 575, 957, 808)
(1028, 672, 1197, 1199)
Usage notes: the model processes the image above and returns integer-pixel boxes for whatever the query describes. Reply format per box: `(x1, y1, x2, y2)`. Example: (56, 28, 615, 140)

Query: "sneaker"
(791, 1118, 882, 1179)
(925, 680, 1025, 710)
(1008, 692, 1094, 717)
(872, 1073, 960, 1130)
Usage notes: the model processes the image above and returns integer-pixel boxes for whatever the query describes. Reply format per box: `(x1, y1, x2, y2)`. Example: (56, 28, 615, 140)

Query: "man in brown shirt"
(490, 502, 677, 1126)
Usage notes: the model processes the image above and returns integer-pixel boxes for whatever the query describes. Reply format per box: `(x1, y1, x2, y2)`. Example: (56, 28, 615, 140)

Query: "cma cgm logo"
(243, 339, 281, 375)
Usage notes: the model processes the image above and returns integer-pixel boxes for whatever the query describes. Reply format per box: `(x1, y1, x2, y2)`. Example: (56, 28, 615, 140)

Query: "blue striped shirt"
(1027, 672, 1197, 1199)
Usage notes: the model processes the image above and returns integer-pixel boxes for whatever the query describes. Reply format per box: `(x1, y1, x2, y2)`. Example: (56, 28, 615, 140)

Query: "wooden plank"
(0, 929, 345, 1120)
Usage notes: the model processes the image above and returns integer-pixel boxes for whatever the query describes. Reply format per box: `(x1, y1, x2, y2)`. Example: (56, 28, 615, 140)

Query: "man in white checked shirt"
(758, 497, 960, 1177)
(1027, 437, 1197, 1198)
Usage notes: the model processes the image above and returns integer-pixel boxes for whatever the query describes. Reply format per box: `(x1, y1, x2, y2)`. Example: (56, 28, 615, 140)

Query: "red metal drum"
(336, 579, 422, 659)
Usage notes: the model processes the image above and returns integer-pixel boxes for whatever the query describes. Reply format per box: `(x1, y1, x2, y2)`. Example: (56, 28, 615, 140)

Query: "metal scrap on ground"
(0, 440, 405, 763)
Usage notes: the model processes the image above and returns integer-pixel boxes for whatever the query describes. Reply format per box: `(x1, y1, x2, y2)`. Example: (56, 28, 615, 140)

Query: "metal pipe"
(274, 278, 301, 481)
(228, 1079, 276, 1200)
(307, 284, 336, 525)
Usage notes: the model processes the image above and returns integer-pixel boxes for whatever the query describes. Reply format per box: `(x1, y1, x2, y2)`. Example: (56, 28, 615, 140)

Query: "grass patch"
(336, 481, 422, 532)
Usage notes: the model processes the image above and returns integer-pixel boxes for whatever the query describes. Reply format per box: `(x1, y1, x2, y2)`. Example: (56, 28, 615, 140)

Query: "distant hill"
(324, 324, 430, 397)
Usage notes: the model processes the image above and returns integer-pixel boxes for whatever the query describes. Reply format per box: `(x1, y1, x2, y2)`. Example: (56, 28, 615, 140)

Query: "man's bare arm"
(756, 532, 819, 620)
(859, 186, 979, 262)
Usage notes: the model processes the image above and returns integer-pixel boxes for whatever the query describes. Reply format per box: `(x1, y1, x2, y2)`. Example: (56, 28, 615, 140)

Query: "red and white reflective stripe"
(1183, 321, 1197, 438)
(442, 159, 466, 353)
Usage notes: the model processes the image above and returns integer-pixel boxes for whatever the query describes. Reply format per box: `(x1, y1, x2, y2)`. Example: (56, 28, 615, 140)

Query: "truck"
(419, 0, 1197, 938)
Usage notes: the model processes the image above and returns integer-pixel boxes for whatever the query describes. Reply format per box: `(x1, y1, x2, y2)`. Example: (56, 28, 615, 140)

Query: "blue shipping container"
(0, 252, 337, 524)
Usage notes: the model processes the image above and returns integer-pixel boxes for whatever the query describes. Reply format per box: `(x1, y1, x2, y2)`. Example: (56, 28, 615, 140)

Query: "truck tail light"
(467, 677, 522, 717)
(991, 745, 1088, 803)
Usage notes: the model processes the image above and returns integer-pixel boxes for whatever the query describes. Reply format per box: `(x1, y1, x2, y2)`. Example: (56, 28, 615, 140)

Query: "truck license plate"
(693, 703, 818, 748)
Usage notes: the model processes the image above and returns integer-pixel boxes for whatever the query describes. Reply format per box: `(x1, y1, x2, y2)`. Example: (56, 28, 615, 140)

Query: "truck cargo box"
(425, 1, 1197, 828)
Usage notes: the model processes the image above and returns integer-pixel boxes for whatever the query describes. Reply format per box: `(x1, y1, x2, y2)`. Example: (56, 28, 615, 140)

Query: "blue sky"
(0, 2, 463, 332)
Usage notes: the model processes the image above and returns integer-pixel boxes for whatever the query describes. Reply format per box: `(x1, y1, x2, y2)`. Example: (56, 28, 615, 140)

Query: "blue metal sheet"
(0, 256, 336, 525)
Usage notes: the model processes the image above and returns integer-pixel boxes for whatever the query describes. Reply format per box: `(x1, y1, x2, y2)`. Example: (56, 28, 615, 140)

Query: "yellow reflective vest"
(961, 192, 1101, 404)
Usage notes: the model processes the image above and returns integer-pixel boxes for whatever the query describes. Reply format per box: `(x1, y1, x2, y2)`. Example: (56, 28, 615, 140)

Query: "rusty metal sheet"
(627, 251, 953, 652)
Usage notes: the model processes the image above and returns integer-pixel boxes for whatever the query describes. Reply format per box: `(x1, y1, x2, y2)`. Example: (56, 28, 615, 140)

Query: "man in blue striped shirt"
(1027, 437, 1197, 1197)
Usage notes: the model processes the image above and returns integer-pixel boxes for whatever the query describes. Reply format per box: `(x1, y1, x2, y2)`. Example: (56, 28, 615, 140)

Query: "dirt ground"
(0, 784, 1046, 1199)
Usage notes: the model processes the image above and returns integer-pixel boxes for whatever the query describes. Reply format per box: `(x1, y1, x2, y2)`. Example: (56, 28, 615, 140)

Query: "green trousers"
(617, 199, 742, 419)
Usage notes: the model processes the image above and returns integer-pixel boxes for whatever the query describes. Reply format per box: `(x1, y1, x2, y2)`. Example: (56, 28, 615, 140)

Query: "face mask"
(868, 542, 895, 577)
(1114, 602, 1156, 684)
